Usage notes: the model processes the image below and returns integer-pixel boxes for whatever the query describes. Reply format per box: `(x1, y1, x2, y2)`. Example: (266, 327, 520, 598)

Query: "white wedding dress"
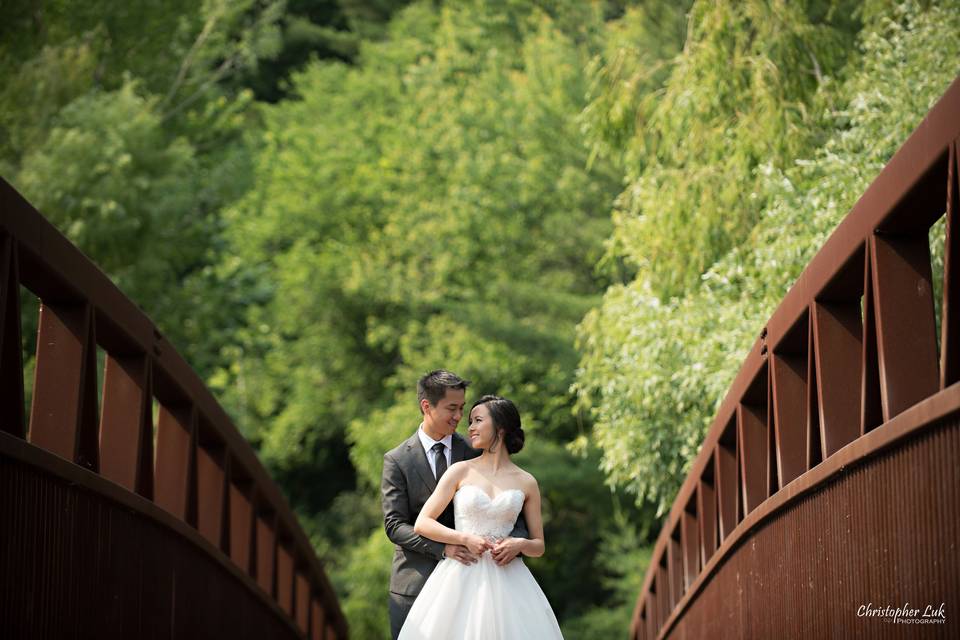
(398, 484, 564, 639)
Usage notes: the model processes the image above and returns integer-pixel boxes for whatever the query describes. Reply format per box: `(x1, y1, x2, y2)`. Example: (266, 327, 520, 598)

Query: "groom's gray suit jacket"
(381, 430, 528, 597)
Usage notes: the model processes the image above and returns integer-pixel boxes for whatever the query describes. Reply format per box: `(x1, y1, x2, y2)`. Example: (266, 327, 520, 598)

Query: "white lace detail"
(453, 485, 525, 541)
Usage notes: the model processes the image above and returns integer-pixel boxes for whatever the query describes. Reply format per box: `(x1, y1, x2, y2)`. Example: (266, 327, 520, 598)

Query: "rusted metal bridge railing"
(632, 77, 960, 639)
(0, 180, 347, 638)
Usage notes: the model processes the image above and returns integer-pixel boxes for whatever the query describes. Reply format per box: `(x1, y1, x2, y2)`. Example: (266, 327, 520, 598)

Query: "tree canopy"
(575, 0, 960, 517)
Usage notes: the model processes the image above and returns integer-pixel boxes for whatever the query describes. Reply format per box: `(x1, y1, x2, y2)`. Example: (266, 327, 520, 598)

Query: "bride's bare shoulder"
(446, 460, 472, 478)
(512, 466, 539, 491)
(454, 458, 481, 472)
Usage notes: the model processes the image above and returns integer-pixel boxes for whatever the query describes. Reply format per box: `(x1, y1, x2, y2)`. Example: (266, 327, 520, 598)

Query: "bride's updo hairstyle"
(472, 395, 525, 454)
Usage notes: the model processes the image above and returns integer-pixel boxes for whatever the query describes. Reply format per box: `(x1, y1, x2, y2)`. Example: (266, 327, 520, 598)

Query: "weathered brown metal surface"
(154, 404, 196, 523)
(695, 479, 716, 566)
(870, 235, 939, 420)
(771, 345, 807, 487)
(257, 513, 279, 596)
(667, 416, 959, 639)
(714, 425, 739, 543)
(28, 302, 100, 470)
(0, 435, 306, 639)
(230, 480, 255, 572)
(99, 353, 153, 497)
(632, 75, 960, 639)
(0, 174, 347, 637)
(0, 235, 24, 437)
(812, 300, 862, 457)
(942, 142, 960, 388)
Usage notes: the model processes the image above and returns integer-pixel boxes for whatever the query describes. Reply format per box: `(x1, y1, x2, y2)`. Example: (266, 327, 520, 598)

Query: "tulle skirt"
(398, 553, 563, 640)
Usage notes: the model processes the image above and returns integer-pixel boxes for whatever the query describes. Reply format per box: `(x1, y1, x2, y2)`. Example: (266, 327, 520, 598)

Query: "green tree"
(238, 0, 418, 102)
(587, 0, 860, 299)
(575, 0, 960, 516)
(1, 0, 289, 378)
(215, 1, 633, 631)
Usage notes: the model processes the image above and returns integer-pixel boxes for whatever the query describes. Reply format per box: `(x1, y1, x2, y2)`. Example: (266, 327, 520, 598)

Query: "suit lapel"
(407, 432, 438, 493)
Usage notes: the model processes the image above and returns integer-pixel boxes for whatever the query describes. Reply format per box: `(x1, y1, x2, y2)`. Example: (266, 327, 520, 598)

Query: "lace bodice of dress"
(453, 485, 525, 541)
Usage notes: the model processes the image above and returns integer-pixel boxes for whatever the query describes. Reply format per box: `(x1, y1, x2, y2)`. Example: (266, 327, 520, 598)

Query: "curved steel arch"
(632, 76, 960, 639)
(0, 178, 347, 639)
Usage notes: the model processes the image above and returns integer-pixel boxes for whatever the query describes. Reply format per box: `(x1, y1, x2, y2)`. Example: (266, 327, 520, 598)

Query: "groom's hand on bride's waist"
(491, 538, 525, 566)
(443, 544, 479, 565)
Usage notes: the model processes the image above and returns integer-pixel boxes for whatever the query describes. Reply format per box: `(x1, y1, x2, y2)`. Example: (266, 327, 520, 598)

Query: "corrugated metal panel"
(0, 175, 348, 639)
(634, 77, 960, 639)
(0, 456, 304, 640)
(667, 419, 959, 639)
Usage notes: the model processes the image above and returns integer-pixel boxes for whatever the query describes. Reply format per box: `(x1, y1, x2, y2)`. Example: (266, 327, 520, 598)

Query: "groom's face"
(423, 388, 466, 438)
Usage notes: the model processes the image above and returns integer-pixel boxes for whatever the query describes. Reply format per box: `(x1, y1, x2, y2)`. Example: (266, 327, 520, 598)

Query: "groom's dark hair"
(417, 369, 470, 412)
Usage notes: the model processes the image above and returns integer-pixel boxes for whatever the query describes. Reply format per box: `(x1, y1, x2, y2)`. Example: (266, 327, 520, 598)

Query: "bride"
(398, 395, 564, 639)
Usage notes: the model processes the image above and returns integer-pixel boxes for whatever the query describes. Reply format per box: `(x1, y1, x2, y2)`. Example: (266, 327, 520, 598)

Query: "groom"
(381, 369, 528, 639)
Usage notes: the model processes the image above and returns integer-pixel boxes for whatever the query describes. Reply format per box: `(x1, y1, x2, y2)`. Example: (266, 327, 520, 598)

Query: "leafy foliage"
(575, 0, 960, 515)
(592, 0, 861, 298)
(18, 83, 199, 300)
(1, 0, 289, 378)
(214, 4, 632, 632)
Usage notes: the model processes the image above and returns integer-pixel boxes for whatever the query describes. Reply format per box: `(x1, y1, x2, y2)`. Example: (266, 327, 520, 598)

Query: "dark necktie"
(432, 442, 447, 481)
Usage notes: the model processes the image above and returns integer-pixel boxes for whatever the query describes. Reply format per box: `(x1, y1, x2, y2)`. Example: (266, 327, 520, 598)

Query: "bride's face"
(467, 403, 500, 451)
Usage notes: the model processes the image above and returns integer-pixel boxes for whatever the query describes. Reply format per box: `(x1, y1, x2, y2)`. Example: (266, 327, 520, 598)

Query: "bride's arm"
(492, 477, 545, 564)
(414, 464, 491, 555)
(517, 479, 545, 557)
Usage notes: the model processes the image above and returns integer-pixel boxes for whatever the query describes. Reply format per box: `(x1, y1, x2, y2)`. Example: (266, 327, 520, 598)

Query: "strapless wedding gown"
(398, 484, 564, 639)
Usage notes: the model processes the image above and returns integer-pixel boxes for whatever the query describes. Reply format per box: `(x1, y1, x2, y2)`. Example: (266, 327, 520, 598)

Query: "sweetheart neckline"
(455, 484, 524, 502)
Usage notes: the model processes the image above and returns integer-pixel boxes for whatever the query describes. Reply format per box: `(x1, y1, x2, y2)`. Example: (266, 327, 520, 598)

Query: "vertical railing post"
(28, 301, 99, 471)
(99, 353, 154, 498)
(715, 418, 739, 542)
(771, 316, 808, 487)
(655, 563, 669, 634)
(295, 571, 310, 633)
(870, 234, 939, 419)
(805, 310, 823, 469)
(737, 366, 768, 516)
(0, 234, 24, 437)
(196, 427, 229, 550)
(681, 504, 700, 590)
(812, 299, 862, 457)
(940, 140, 960, 388)
(861, 248, 883, 434)
(256, 509, 278, 598)
(229, 476, 256, 575)
(697, 475, 717, 566)
(311, 598, 326, 640)
(277, 540, 295, 616)
(645, 591, 657, 639)
(155, 403, 198, 525)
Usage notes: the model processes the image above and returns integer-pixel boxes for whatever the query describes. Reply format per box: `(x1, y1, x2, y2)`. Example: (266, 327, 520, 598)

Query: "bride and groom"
(381, 369, 563, 639)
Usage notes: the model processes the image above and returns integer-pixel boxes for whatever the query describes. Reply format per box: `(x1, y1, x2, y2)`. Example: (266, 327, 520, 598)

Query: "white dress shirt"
(417, 425, 453, 478)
